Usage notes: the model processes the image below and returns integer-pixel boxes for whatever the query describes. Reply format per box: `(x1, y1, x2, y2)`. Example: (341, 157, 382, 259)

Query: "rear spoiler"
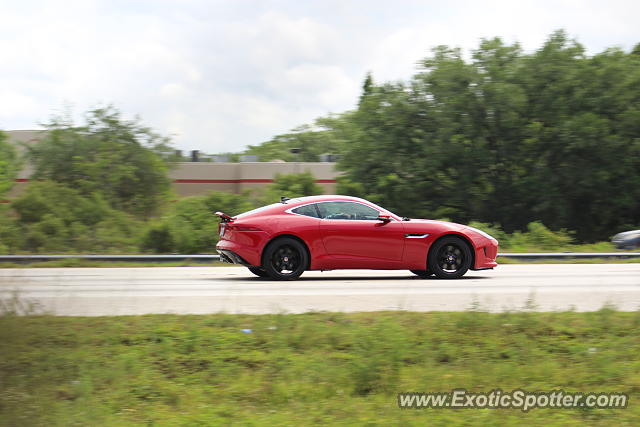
(215, 211, 234, 223)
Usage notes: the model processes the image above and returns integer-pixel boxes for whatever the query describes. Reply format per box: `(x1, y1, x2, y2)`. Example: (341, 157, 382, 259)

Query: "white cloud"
(0, 90, 39, 119)
(0, 0, 638, 153)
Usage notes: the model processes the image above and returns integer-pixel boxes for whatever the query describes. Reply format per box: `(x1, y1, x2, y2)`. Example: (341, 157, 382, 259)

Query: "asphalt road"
(1, 264, 639, 316)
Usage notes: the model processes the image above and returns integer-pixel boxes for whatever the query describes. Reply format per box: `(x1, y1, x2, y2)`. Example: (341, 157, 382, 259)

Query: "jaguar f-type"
(216, 195, 498, 280)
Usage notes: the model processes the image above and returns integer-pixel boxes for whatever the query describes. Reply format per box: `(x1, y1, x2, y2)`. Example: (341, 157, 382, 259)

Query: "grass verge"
(1, 307, 639, 425)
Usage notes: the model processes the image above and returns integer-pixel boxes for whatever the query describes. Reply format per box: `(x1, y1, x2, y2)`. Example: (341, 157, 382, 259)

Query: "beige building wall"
(3, 130, 340, 200)
(171, 162, 339, 196)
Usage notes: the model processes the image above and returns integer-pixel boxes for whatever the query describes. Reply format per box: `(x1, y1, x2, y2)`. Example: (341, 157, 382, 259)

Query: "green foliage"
(3, 310, 640, 425)
(0, 131, 19, 198)
(27, 106, 173, 217)
(468, 221, 575, 251)
(0, 206, 21, 253)
(141, 191, 255, 253)
(245, 30, 640, 242)
(512, 222, 574, 250)
(244, 117, 350, 162)
(335, 176, 367, 199)
(345, 32, 640, 241)
(4, 181, 142, 253)
(141, 222, 174, 253)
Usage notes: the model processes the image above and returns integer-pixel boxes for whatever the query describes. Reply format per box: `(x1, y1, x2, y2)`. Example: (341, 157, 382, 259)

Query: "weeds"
(1, 306, 640, 425)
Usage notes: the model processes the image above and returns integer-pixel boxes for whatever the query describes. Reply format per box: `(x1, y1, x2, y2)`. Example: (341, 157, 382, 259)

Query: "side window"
(291, 204, 320, 218)
(317, 202, 380, 220)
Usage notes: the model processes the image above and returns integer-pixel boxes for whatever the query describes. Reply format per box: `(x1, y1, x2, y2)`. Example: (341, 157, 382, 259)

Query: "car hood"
(403, 218, 466, 231)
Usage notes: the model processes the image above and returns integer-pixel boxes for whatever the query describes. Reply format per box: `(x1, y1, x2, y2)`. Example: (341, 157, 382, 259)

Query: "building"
(3, 130, 340, 199)
(171, 161, 338, 196)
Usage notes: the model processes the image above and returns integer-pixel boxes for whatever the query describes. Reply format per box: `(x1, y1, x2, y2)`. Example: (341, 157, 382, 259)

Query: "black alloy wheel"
(262, 237, 308, 280)
(428, 236, 472, 279)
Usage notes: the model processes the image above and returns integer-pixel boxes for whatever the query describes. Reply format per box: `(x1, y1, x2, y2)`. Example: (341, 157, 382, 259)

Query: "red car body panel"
(215, 195, 498, 271)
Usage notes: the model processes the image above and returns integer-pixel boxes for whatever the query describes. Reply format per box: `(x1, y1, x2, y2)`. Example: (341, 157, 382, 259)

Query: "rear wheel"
(410, 269, 432, 278)
(262, 237, 308, 280)
(247, 267, 269, 278)
(428, 236, 472, 279)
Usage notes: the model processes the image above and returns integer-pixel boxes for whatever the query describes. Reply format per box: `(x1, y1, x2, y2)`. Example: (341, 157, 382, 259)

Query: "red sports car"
(216, 195, 498, 280)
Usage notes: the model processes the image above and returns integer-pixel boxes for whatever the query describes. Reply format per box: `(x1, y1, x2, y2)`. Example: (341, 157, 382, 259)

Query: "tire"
(262, 237, 308, 280)
(247, 267, 269, 278)
(428, 236, 472, 279)
(410, 269, 433, 278)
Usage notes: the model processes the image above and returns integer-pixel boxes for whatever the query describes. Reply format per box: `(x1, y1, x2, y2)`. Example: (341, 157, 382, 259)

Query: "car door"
(317, 201, 405, 261)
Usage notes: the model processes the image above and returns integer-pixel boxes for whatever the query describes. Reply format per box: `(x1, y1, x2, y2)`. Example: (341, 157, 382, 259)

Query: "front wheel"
(428, 236, 472, 279)
(262, 237, 308, 280)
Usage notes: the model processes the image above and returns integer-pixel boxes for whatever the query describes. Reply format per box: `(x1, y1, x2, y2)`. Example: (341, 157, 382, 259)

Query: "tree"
(335, 31, 640, 239)
(240, 30, 640, 241)
(0, 131, 19, 198)
(28, 106, 173, 217)
(243, 117, 347, 162)
(359, 72, 374, 105)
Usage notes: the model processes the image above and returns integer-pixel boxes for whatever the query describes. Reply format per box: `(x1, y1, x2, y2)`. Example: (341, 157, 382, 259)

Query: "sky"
(1, 0, 639, 154)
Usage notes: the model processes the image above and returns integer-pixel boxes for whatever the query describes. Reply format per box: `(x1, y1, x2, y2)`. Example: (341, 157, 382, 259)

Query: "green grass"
(2, 306, 640, 426)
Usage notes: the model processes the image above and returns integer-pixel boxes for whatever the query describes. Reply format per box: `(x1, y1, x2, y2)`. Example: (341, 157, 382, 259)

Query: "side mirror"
(377, 215, 391, 223)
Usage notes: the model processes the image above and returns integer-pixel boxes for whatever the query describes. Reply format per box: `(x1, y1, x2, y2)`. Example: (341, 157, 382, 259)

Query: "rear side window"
(292, 204, 320, 218)
(316, 201, 380, 220)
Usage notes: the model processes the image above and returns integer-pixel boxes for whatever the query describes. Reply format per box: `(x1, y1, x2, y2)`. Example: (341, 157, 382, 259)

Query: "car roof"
(234, 195, 405, 222)
(234, 195, 381, 219)
(286, 195, 368, 206)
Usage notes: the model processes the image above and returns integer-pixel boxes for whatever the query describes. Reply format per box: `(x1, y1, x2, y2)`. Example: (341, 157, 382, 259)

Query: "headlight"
(467, 227, 497, 241)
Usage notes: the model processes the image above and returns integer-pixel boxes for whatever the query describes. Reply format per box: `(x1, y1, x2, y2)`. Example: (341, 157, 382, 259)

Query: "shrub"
(141, 192, 255, 253)
(8, 181, 142, 253)
(141, 222, 174, 254)
(507, 222, 573, 251)
(467, 221, 573, 251)
(0, 206, 23, 252)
